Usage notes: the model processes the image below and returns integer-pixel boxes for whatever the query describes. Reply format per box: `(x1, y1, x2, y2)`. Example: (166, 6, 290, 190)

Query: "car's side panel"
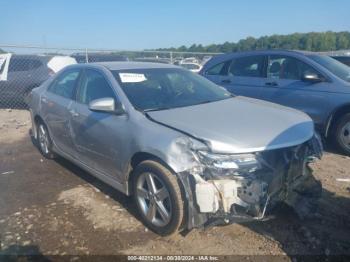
(70, 101, 130, 183)
(39, 68, 81, 156)
(260, 80, 333, 130)
(41, 91, 76, 155)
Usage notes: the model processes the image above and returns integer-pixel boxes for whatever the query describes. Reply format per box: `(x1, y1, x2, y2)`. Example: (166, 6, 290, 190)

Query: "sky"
(0, 0, 349, 50)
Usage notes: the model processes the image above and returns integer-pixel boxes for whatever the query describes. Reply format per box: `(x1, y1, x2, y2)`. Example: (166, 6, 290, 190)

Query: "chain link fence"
(0, 44, 221, 109)
(1, 44, 350, 109)
(317, 50, 350, 56)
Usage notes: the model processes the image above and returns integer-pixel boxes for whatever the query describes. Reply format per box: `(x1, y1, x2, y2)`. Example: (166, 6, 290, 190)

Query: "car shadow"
(237, 186, 350, 258)
(233, 122, 350, 257)
(322, 139, 350, 157)
(0, 244, 50, 261)
(52, 156, 143, 224)
(29, 129, 144, 227)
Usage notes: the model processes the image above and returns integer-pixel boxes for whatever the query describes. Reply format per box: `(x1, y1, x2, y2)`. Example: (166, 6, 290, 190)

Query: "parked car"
(172, 57, 184, 65)
(331, 56, 350, 67)
(71, 53, 128, 63)
(182, 57, 200, 63)
(200, 50, 350, 155)
(179, 62, 202, 73)
(0, 54, 76, 106)
(133, 57, 171, 64)
(28, 62, 322, 235)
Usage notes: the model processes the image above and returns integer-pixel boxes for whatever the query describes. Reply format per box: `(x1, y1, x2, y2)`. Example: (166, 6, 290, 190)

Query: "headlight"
(197, 151, 261, 176)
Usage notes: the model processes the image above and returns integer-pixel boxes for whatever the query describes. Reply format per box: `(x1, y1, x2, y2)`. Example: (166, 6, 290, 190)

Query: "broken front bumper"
(178, 135, 323, 230)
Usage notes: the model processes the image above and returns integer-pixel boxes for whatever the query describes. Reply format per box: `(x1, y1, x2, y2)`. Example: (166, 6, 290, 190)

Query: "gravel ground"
(0, 109, 350, 259)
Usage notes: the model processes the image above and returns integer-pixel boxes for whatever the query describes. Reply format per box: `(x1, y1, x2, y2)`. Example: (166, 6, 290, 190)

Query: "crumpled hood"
(147, 96, 314, 154)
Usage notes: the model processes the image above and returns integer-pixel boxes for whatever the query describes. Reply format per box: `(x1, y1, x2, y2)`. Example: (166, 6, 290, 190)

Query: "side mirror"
(88, 97, 125, 115)
(302, 73, 323, 83)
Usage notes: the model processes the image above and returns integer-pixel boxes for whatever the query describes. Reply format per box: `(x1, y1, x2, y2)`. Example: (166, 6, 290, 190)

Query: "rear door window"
(48, 69, 80, 99)
(228, 55, 265, 77)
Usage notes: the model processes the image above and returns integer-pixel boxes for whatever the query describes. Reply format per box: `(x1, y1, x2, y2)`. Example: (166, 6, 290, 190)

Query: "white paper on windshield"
(119, 73, 147, 83)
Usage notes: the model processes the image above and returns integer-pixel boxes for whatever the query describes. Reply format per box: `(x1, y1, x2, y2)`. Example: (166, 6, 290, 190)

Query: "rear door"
(260, 54, 332, 128)
(70, 69, 128, 181)
(205, 55, 267, 99)
(41, 68, 81, 156)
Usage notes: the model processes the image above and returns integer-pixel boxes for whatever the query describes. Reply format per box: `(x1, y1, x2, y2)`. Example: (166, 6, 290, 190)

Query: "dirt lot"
(0, 109, 350, 259)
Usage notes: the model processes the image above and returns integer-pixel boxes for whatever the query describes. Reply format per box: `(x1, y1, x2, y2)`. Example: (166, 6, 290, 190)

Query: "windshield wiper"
(193, 95, 234, 106)
(144, 95, 235, 112)
(143, 107, 172, 112)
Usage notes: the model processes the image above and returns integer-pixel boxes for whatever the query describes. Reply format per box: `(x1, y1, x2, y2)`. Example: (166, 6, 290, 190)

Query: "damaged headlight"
(197, 151, 261, 177)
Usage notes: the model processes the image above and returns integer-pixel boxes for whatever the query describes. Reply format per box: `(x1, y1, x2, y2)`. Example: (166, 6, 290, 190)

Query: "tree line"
(156, 31, 350, 53)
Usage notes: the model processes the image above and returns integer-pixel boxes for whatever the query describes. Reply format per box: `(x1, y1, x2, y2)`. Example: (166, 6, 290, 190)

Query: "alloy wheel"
(38, 124, 49, 154)
(136, 172, 172, 227)
(340, 121, 350, 151)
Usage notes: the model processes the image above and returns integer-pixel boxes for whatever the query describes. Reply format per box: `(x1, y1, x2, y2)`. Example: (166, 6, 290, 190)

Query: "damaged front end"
(176, 134, 323, 230)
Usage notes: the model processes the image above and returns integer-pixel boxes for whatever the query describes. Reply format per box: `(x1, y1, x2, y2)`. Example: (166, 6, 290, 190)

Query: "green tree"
(156, 31, 350, 53)
(336, 32, 350, 50)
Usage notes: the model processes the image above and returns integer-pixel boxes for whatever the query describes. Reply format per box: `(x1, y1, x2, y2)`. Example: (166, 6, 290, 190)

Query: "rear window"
(206, 61, 229, 75)
(9, 58, 43, 72)
(228, 55, 265, 78)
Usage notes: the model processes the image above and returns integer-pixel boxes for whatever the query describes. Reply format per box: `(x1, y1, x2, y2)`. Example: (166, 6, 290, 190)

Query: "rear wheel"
(36, 121, 56, 159)
(132, 160, 184, 236)
(334, 113, 350, 155)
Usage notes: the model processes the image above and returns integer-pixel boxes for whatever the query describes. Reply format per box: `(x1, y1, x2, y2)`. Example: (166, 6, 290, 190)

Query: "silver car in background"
(28, 62, 322, 235)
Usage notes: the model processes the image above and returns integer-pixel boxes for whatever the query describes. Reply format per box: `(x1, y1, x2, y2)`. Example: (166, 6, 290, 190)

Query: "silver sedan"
(29, 62, 322, 235)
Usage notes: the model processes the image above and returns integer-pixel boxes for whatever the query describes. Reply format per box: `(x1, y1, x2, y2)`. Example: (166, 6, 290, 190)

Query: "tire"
(36, 120, 56, 159)
(334, 113, 350, 156)
(132, 160, 184, 236)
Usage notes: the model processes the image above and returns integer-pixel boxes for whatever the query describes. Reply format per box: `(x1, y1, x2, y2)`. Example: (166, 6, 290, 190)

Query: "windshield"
(112, 68, 232, 111)
(308, 55, 350, 82)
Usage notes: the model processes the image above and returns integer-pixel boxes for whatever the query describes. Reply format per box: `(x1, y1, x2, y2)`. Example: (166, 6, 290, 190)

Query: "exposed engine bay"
(177, 134, 323, 229)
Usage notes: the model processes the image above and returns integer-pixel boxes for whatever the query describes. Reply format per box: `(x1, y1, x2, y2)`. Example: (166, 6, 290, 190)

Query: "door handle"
(265, 81, 278, 87)
(41, 97, 48, 103)
(69, 109, 79, 117)
(221, 79, 231, 84)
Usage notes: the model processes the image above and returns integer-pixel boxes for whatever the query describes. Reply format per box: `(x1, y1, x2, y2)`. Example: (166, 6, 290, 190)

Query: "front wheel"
(132, 160, 185, 236)
(334, 113, 350, 155)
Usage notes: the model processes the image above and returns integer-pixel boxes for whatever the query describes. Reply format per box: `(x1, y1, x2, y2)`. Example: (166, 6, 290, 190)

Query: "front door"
(70, 69, 128, 181)
(260, 55, 332, 128)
